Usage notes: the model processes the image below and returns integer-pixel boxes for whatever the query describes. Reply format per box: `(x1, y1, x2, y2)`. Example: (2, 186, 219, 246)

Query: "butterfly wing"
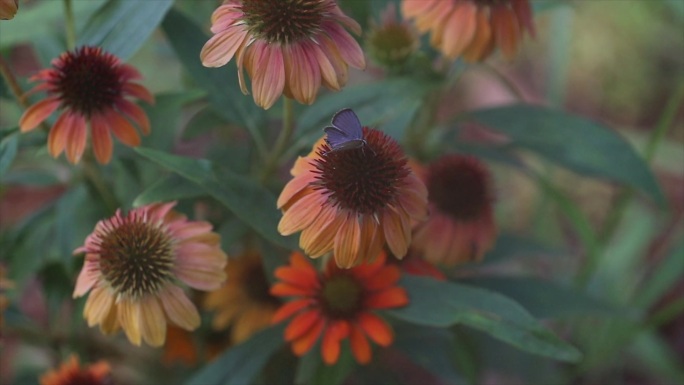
(324, 125, 351, 149)
(331, 108, 363, 140)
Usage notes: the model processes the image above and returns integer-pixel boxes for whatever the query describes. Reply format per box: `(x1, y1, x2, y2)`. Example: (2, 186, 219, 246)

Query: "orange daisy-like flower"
(200, 0, 366, 109)
(412, 155, 497, 266)
(0, 0, 18, 20)
(73, 202, 227, 347)
(401, 0, 535, 62)
(271, 252, 408, 365)
(204, 251, 282, 344)
(277, 129, 428, 268)
(19, 46, 154, 164)
(39, 355, 111, 385)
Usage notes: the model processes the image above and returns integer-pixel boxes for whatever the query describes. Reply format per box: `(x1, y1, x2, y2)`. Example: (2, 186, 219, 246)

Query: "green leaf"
(0, 132, 19, 177)
(482, 233, 562, 264)
(185, 324, 285, 385)
(161, 9, 264, 134)
(388, 276, 582, 362)
(133, 174, 206, 207)
(78, 0, 174, 60)
(392, 322, 466, 385)
(635, 241, 684, 307)
(135, 147, 298, 250)
(462, 277, 630, 319)
(143, 91, 206, 151)
(296, 343, 356, 385)
(0, 0, 106, 48)
(463, 104, 664, 204)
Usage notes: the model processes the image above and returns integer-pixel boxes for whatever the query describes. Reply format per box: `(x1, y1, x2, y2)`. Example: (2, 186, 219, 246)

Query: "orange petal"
(105, 109, 141, 147)
(270, 282, 312, 297)
(201, 26, 249, 68)
(285, 309, 321, 341)
(349, 324, 372, 364)
(122, 82, 155, 104)
(251, 42, 285, 109)
(334, 213, 361, 268)
(19, 97, 60, 132)
(272, 299, 312, 324)
(492, 5, 520, 60)
(116, 99, 151, 135)
(364, 287, 409, 310)
(312, 42, 340, 91)
(322, 22, 365, 69)
(287, 41, 321, 105)
(291, 317, 325, 356)
(83, 285, 113, 327)
(90, 113, 113, 164)
(278, 192, 324, 236)
(140, 295, 167, 347)
(382, 208, 409, 258)
(357, 313, 394, 347)
(277, 175, 314, 209)
(362, 265, 401, 291)
(274, 265, 319, 289)
(118, 297, 142, 346)
(321, 321, 345, 365)
(65, 114, 87, 164)
(159, 285, 200, 331)
(299, 205, 338, 256)
(442, 2, 477, 59)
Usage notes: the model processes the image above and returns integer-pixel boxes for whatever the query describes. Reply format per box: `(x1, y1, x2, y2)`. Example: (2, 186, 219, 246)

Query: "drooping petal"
(357, 312, 394, 346)
(250, 43, 286, 109)
(349, 324, 372, 364)
(83, 285, 114, 327)
(104, 109, 141, 147)
(65, 113, 87, 164)
(90, 113, 113, 164)
(73, 259, 101, 297)
(334, 213, 361, 268)
(19, 97, 60, 132)
(159, 285, 201, 331)
(272, 299, 313, 324)
(278, 192, 325, 236)
(140, 295, 167, 347)
(364, 287, 409, 309)
(118, 298, 142, 346)
(441, 2, 477, 59)
(122, 82, 155, 104)
(201, 26, 249, 68)
(115, 99, 151, 135)
(285, 309, 321, 341)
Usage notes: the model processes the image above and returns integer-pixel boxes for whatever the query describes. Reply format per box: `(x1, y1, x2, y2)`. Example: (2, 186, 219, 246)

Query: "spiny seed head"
(320, 275, 362, 319)
(51, 46, 124, 117)
(312, 128, 410, 215)
(97, 215, 174, 299)
(240, 0, 333, 44)
(426, 155, 491, 220)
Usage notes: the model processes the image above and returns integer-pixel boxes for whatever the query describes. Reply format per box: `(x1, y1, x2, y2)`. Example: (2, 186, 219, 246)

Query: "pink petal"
(19, 97, 60, 132)
(115, 99, 151, 135)
(321, 22, 366, 69)
(65, 113, 87, 164)
(90, 113, 113, 164)
(201, 26, 249, 68)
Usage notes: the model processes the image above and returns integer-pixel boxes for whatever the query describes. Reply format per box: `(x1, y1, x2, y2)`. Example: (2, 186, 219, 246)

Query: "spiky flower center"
(240, 0, 332, 44)
(98, 216, 174, 298)
(312, 128, 410, 215)
(320, 275, 362, 319)
(51, 47, 124, 117)
(426, 155, 491, 221)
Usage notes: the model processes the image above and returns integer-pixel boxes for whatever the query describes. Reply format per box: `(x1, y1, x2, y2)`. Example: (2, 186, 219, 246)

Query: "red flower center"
(426, 155, 491, 220)
(312, 128, 410, 215)
(51, 47, 124, 117)
(240, 0, 332, 44)
(319, 275, 363, 319)
(97, 216, 174, 298)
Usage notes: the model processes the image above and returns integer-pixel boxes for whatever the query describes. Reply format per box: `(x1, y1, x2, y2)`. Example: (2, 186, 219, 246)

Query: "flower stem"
(63, 0, 76, 50)
(82, 152, 119, 213)
(260, 97, 295, 182)
(0, 55, 28, 109)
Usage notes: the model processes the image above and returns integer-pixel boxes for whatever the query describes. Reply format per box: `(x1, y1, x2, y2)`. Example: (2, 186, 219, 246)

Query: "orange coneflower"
(200, 0, 365, 109)
(0, 0, 18, 20)
(204, 251, 282, 344)
(412, 155, 497, 266)
(19, 46, 154, 164)
(73, 202, 227, 347)
(277, 129, 428, 268)
(401, 0, 535, 62)
(39, 355, 111, 385)
(271, 252, 408, 365)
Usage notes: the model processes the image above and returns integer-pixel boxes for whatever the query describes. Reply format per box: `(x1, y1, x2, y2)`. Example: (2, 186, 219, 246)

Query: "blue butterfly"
(323, 108, 367, 152)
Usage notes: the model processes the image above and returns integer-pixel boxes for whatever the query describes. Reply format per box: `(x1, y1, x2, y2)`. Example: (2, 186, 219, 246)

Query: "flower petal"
(90, 113, 113, 164)
(140, 295, 167, 347)
(65, 113, 87, 164)
(349, 324, 372, 364)
(19, 97, 60, 132)
(334, 213, 361, 268)
(159, 285, 201, 331)
(285, 309, 321, 341)
(357, 312, 394, 347)
(201, 26, 249, 68)
(83, 285, 114, 327)
(278, 191, 324, 236)
(118, 297, 142, 346)
(272, 299, 313, 324)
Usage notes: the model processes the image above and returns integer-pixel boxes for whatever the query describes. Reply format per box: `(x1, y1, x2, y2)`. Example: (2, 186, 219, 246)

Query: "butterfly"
(323, 108, 367, 152)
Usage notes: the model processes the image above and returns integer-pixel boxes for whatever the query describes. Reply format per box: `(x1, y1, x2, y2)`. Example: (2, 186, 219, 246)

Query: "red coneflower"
(200, 0, 366, 109)
(19, 46, 154, 164)
(277, 131, 428, 268)
(401, 0, 535, 62)
(412, 155, 497, 266)
(73, 202, 227, 347)
(271, 252, 408, 365)
(0, 0, 18, 20)
(204, 251, 282, 344)
(39, 355, 111, 385)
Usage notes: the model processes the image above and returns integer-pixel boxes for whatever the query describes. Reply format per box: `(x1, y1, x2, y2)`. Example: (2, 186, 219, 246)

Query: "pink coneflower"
(73, 202, 227, 347)
(401, 0, 535, 62)
(19, 46, 154, 164)
(277, 130, 428, 268)
(271, 252, 408, 365)
(200, 0, 366, 109)
(412, 155, 497, 266)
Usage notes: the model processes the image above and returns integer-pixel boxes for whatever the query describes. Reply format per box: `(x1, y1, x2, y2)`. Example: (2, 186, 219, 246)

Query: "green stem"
(597, 81, 684, 245)
(260, 97, 295, 182)
(63, 0, 76, 50)
(0, 55, 28, 109)
(82, 152, 119, 212)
